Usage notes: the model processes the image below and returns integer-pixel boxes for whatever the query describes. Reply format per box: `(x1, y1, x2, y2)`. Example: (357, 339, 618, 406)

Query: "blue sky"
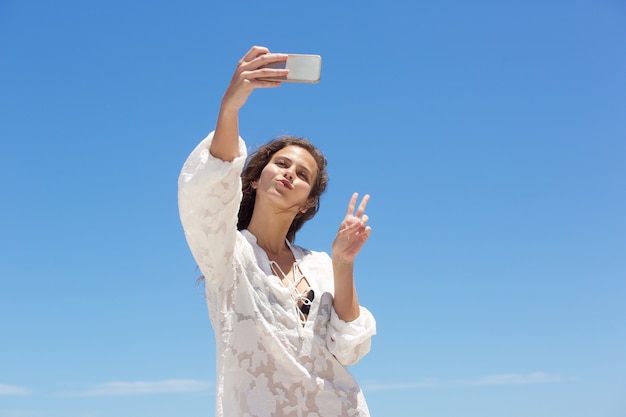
(1, 1, 625, 416)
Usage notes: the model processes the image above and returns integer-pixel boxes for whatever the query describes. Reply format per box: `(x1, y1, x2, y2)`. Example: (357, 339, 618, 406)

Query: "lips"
(277, 179, 293, 189)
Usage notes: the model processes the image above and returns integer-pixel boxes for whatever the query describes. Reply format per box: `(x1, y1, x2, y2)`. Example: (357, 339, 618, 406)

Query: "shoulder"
(292, 243, 333, 282)
(291, 243, 329, 263)
(234, 230, 256, 260)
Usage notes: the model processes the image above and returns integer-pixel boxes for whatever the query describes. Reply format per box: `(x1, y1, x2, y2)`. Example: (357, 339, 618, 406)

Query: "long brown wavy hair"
(237, 136, 329, 242)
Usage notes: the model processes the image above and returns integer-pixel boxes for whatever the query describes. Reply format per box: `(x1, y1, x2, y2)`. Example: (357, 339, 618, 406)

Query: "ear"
(300, 197, 315, 213)
(251, 181, 258, 189)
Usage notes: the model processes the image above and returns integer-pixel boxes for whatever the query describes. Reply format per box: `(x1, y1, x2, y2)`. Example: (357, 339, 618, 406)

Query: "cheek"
(303, 185, 315, 200)
(258, 167, 274, 184)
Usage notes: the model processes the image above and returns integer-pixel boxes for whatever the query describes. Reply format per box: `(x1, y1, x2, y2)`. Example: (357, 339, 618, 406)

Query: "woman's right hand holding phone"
(221, 46, 288, 112)
(212, 46, 287, 161)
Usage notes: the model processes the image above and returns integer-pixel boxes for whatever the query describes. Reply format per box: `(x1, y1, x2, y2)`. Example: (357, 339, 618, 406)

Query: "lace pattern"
(178, 132, 376, 417)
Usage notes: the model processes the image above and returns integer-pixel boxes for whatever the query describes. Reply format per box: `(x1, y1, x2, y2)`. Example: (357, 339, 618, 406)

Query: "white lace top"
(178, 132, 376, 417)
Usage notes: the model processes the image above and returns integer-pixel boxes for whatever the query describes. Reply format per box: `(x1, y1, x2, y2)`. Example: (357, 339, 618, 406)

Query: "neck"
(246, 204, 295, 255)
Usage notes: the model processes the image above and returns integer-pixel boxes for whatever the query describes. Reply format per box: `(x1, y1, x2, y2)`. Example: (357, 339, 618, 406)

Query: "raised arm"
(178, 46, 288, 286)
(211, 46, 288, 162)
(331, 193, 372, 322)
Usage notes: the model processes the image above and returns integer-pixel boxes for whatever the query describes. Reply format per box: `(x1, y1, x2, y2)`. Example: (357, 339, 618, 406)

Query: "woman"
(178, 46, 376, 417)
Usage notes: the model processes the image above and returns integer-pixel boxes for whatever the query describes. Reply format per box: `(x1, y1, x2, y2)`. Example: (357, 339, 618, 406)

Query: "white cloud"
(75, 379, 212, 397)
(364, 372, 580, 392)
(454, 372, 580, 386)
(362, 379, 440, 392)
(0, 384, 32, 396)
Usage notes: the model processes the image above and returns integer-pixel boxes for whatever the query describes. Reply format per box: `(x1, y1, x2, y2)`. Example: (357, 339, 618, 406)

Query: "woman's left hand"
(332, 193, 372, 263)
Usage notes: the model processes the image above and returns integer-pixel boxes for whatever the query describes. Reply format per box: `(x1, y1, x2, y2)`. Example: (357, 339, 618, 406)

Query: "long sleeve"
(326, 300, 376, 366)
(311, 252, 376, 366)
(177, 131, 247, 288)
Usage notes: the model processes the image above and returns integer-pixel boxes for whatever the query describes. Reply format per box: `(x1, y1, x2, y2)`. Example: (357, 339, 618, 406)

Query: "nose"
(283, 167, 295, 181)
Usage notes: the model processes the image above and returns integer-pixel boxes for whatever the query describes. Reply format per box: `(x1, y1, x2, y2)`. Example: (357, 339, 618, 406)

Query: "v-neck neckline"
(241, 229, 302, 271)
(241, 229, 315, 328)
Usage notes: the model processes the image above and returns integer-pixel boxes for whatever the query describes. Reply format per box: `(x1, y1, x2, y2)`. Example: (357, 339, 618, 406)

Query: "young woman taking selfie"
(178, 46, 376, 417)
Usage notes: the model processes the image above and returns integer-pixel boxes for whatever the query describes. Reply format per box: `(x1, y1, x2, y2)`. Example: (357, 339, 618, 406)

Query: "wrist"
(332, 255, 354, 269)
(219, 98, 241, 115)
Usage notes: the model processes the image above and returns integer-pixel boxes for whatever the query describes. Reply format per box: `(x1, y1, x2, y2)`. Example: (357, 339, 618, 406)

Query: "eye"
(275, 159, 286, 167)
(298, 171, 309, 181)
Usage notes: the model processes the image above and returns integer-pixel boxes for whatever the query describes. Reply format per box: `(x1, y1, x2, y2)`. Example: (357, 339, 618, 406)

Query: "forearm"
(332, 258, 361, 322)
(209, 47, 288, 162)
(330, 193, 371, 322)
(210, 103, 241, 162)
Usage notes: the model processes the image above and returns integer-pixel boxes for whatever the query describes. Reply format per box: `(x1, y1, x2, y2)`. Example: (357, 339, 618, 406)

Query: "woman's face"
(254, 145, 319, 214)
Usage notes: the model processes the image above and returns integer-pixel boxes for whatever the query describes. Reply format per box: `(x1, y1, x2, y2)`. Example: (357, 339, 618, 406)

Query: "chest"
(270, 253, 312, 296)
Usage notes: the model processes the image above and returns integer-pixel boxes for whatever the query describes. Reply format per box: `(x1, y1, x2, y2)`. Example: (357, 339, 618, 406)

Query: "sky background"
(1, 1, 625, 416)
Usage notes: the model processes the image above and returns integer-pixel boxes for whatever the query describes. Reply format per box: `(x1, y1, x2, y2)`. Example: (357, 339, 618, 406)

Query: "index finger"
(345, 193, 359, 216)
(242, 45, 270, 62)
(248, 52, 288, 71)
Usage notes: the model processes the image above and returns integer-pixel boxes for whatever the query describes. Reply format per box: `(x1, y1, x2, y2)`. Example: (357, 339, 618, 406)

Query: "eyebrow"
(275, 156, 314, 176)
(298, 165, 313, 176)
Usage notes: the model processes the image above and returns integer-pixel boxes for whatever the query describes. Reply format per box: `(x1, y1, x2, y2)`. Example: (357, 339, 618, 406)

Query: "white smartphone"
(261, 54, 322, 83)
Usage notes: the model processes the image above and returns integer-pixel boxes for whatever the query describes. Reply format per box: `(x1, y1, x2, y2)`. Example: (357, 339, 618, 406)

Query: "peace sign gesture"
(331, 193, 372, 263)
